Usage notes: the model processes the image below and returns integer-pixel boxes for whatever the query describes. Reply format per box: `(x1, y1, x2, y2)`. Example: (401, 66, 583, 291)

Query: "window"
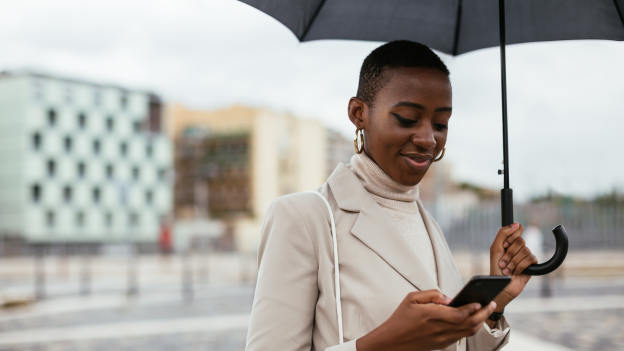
(46, 211, 55, 227)
(78, 113, 86, 129)
(129, 212, 139, 227)
(64, 84, 73, 104)
(77, 162, 86, 178)
(145, 190, 153, 204)
(64, 137, 72, 152)
(132, 166, 140, 181)
(106, 117, 114, 132)
(158, 168, 167, 182)
(120, 93, 128, 110)
(47, 160, 56, 177)
(32, 184, 41, 203)
(93, 89, 101, 107)
(92, 187, 101, 203)
(48, 109, 56, 126)
(93, 140, 101, 155)
(105, 212, 113, 227)
(120, 142, 128, 157)
(33, 78, 43, 101)
(32, 133, 42, 150)
(106, 164, 114, 179)
(146, 144, 153, 158)
(76, 212, 85, 227)
(63, 186, 72, 203)
(133, 121, 141, 133)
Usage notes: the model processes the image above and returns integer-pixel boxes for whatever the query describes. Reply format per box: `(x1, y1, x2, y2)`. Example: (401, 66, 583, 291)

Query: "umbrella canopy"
(238, 0, 624, 275)
(240, 0, 624, 56)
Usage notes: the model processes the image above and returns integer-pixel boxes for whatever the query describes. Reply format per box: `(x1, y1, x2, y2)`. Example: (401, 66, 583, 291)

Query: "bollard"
(80, 247, 91, 295)
(126, 245, 138, 297)
(35, 246, 46, 300)
(182, 250, 194, 301)
(198, 246, 209, 284)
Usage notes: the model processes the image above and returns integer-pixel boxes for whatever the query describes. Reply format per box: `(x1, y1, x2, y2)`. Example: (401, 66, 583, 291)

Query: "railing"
(427, 201, 624, 251)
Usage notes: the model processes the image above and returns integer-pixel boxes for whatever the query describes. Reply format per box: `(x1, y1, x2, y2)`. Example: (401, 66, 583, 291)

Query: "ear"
(348, 97, 369, 129)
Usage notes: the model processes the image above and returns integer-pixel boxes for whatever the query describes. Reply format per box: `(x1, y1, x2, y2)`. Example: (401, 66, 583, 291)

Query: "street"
(0, 253, 623, 351)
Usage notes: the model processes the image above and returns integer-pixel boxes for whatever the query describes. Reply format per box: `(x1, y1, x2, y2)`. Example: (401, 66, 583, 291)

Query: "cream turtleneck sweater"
(348, 152, 438, 285)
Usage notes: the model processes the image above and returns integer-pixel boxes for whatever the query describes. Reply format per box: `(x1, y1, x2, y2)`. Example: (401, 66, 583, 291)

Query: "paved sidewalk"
(2, 292, 617, 351)
(0, 312, 575, 351)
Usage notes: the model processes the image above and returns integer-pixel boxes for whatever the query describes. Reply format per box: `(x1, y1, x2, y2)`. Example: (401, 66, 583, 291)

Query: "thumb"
(491, 223, 520, 256)
(408, 289, 451, 305)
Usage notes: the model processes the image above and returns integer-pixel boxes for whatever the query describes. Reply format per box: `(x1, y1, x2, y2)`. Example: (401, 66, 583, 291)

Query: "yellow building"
(165, 104, 347, 252)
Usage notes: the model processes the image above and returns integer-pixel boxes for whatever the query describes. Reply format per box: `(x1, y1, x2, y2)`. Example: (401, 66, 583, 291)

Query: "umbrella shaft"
(499, 0, 510, 190)
(499, 0, 514, 226)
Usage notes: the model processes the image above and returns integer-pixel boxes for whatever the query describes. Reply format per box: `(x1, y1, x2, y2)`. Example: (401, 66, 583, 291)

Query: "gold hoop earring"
(353, 129, 364, 154)
(433, 147, 445, 162)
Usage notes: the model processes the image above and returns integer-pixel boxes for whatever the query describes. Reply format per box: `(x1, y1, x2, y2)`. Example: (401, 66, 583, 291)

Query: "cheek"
(435, 132, 448, 148)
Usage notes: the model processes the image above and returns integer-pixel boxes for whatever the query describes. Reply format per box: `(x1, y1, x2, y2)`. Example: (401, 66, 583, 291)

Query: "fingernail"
(513, 270, 519, 274)
(491, 301, 497, 309)
(503, 268, 510, 275)
(500, 261, 506, 268)
(474, 304, 481, 311)
(511, 223, 519, 229)
(503, 242, 509, 248)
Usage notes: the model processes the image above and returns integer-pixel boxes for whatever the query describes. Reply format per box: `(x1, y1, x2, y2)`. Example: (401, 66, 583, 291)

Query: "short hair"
(356, 40, 450, 108)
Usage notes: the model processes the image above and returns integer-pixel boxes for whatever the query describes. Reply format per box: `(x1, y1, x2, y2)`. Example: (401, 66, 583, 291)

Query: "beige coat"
(246, 164, 510, 351)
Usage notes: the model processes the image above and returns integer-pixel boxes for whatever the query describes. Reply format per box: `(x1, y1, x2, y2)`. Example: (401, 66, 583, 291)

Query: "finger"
(513, 253, 539, 275)
(463, 301, 497, 328)
(506, 246, 532, 275)
(503, 224, 524, 249)
(428, 303, 481, 324)
(499, 236, 526, 272)
(408, 289, 451, 305)
(491, 223, 521, 254)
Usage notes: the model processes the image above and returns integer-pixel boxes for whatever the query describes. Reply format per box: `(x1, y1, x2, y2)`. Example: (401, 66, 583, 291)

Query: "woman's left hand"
(489, 223, 538, 312)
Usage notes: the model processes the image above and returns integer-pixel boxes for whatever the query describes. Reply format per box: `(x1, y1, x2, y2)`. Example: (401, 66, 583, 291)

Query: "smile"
(401, 154, 432, 171)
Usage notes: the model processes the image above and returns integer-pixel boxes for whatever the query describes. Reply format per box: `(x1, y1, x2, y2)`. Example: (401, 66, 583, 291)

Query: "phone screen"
(448, 275, 511, 308)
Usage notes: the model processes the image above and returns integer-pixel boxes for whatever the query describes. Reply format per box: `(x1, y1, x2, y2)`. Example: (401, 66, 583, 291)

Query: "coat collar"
(327, 163, 462, 296)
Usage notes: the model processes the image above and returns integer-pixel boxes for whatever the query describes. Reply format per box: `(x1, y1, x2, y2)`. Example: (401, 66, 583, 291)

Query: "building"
(167, 104, 352, 252)
(0, 70, 172, 246)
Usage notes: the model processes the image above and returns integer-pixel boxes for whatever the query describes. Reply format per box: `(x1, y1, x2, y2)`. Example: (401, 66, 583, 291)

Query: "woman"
(246, 41, 537, 351)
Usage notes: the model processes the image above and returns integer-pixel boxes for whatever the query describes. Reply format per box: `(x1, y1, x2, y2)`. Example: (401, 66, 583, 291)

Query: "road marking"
(507, 294, 624, 314)
(504, 331, 575, 351)
(0, 313, 251, 346)
(0, 287, 252, 323)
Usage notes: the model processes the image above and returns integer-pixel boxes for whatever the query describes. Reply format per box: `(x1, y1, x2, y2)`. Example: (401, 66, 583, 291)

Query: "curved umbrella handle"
(522, 225, 569, 276)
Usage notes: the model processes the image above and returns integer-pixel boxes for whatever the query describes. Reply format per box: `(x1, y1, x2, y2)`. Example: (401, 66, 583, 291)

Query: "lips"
(401, 153, 433, 171)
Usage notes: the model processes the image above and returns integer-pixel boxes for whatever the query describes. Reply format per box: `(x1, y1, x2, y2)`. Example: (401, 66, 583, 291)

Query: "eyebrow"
(392, 101, 452, 112)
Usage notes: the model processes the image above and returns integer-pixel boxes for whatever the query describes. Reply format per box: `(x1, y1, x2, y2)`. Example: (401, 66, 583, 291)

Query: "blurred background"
(0, 0, 623, 350)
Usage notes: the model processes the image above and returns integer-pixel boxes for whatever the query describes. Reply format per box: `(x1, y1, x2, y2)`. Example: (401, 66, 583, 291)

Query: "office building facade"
(0, 71, 172, 244)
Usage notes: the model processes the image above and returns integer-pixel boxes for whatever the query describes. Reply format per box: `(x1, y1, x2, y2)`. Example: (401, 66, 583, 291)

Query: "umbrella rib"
(301, 0, 328, 41)
(614, 0, 624, 29)
(452, 0, 464, 56)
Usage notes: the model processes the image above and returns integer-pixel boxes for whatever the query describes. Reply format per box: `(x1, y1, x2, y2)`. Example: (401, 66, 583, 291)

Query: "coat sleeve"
(245, 197, 321, 351)
(465, 317, 510, 351)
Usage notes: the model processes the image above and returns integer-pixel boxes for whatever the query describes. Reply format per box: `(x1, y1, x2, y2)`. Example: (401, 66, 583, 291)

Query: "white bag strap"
(307, 190, 344, 344)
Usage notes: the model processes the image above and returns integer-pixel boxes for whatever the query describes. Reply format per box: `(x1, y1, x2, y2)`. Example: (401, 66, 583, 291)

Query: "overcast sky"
(2, 0, 623, 201)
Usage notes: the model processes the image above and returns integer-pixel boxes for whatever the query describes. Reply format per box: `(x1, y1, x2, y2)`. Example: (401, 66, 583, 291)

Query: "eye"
(434, 123, 448, 131)
(391, 113, 416, 127)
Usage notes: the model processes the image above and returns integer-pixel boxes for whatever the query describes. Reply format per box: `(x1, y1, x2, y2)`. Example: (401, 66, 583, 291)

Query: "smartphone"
(448, 276, 511, 308)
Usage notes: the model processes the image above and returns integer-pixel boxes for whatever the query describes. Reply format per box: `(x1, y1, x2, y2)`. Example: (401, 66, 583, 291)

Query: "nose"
(410, 124, 436, 151)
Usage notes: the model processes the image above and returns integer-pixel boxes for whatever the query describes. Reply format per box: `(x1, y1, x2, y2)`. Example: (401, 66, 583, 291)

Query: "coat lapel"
(351, 196, 439, 292)
(417, 200, 464, 297)
(328, 164, 438, 292)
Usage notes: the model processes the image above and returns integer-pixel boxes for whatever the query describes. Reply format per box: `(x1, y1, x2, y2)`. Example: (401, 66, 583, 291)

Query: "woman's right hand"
(356, 290, 496, 351)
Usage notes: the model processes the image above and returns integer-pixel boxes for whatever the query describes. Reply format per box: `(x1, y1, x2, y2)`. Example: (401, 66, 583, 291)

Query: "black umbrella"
(239, 0, 624, 275)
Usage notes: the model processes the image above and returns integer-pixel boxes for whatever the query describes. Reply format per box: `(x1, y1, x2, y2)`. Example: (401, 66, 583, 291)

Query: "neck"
(349, 152, 419, 202)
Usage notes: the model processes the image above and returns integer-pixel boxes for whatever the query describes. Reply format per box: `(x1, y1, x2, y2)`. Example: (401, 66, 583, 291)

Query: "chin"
(396, 166, 426, 187)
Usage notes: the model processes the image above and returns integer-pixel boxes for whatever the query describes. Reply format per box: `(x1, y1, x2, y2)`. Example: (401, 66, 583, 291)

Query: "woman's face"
(348, 67, 452, 186)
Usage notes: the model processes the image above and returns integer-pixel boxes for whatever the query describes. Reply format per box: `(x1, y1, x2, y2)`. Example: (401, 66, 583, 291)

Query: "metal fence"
(427, 202, 624, 252)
